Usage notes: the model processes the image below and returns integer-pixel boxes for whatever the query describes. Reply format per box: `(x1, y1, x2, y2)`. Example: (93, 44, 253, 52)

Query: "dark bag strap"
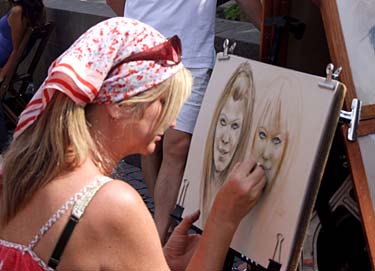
(47, 179, 109, 269)
(48, 215, 79, 269)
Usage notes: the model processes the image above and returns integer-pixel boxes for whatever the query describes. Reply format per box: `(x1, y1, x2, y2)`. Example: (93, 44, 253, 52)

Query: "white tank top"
(124, 0, 217, 69)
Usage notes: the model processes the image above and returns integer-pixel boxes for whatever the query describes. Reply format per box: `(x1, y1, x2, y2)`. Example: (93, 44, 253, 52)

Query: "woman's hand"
(163, 210, 201, 271)
(184, 160, 266, 271)
(212, 159, 266, 228)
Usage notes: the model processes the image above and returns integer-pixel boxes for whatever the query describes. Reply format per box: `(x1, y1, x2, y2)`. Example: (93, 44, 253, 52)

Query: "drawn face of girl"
(213, 97, 245, 172)
(253, 113, 287, 185)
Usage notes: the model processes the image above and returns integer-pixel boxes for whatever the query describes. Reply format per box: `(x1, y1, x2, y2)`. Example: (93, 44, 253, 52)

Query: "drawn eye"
(258, 131, 267, 139)
(272, 137, 282, 145)
(231, 122, 239, 130)
(220, 118, 227, 126)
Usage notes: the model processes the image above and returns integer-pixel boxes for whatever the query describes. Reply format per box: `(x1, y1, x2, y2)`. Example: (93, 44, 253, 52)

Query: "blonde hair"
(200, 62, 255, 222)
(0, 67, 191, 225)
(119, 68, 191, 137)
(250, 75, 302, 191)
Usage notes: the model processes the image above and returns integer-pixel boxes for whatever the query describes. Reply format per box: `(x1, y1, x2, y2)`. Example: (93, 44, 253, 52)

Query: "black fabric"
(48, 215, 79, 269)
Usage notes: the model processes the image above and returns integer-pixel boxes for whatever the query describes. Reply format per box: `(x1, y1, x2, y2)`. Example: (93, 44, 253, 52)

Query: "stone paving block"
(112, 160, 155, 212)
(127, 171, 144, 181)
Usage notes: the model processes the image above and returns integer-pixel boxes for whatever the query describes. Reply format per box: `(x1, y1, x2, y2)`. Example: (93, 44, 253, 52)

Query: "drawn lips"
(218, 149, 229, 155)
(259, 163, 272, 171)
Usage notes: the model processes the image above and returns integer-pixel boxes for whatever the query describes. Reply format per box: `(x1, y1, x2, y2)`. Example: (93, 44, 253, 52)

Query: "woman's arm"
(0, 6, 27, 81)
(163, 211, 201, 271)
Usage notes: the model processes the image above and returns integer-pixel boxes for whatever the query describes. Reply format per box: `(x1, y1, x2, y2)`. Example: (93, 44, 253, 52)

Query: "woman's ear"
(105, 103, 135, 120)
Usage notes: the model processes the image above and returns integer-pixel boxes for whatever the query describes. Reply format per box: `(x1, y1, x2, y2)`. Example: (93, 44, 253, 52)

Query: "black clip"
(264, 16, 306, 64)
(264, 16, 306, 40)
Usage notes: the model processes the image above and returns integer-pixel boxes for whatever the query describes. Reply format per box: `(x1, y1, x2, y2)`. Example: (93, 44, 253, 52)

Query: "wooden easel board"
(320, 0, 375, 267)
(260, 0, 290, 65)
(179, 54, 345, 271)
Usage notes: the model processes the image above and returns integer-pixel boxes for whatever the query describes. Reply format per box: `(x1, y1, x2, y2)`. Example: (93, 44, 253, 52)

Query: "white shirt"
(124, 0, 217, 68)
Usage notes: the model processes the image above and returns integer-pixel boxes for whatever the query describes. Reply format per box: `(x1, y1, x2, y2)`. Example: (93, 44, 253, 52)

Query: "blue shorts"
(175, 68, 211, 134)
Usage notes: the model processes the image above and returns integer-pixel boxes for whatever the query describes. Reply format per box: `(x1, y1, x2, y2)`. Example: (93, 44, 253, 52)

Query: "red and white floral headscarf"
(14, 17, 183, 139)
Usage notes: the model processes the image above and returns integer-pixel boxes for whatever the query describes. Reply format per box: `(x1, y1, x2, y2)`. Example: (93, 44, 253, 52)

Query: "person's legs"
(141, 139, 162, 197)
(146, 68, 211, 243)
(153, 128, 191, 242)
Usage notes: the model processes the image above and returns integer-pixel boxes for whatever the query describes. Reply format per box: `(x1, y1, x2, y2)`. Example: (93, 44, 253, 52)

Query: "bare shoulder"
(89, 179, 148, 223)
(84, 179, 154, 238)
(80, 179, 167, 269)
(8, 5, 26, 28)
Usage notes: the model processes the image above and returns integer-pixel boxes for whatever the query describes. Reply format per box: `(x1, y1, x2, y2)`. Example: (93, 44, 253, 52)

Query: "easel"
(320, 2, 375, 268)
(170, 2, 363, 268)
(260, 0, 375, 269)
(170, 12, 352, 269)
(171, 39, 288, 270)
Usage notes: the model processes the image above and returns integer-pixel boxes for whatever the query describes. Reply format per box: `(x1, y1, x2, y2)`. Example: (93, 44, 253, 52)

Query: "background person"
(0, 0, 44, 153)
(200, 62, 255, 223)
(0, 17, 266, 271)
(106, 0, 263, 243)
(0, 0, 44, 82)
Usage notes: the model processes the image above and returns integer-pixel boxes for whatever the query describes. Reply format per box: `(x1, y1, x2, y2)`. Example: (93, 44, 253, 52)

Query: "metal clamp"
(218, 39, 237, 61)
(272, 233, 284, 263)
(318, 63, 342, 90)
(318, 63, 361, 141)
(340, 98, 362, 141)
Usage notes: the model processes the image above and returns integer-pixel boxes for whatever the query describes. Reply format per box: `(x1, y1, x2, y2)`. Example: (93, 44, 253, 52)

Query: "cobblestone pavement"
(112, 159, 155, 214)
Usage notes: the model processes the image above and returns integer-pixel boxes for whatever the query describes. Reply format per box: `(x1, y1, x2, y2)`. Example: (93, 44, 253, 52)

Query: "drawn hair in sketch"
(360, 24, 375, 55)
(200, 62, 255, 223)
(369, 24, 375, 54)
(250, 75, 302, 193)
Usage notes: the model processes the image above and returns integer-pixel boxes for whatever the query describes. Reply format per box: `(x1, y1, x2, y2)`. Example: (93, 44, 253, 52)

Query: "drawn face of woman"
(253, 113, 287, 184)
(213, 97, 245, 173)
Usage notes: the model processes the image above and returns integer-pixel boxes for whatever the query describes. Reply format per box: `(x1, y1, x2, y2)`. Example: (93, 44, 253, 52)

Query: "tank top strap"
(71, 176, 112, 220)
(47, 176, 113, 269)
(27, 176, 112, 250)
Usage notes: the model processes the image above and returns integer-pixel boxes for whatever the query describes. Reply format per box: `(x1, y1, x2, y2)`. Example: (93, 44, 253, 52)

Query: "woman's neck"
(59, 158, 107, 181)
